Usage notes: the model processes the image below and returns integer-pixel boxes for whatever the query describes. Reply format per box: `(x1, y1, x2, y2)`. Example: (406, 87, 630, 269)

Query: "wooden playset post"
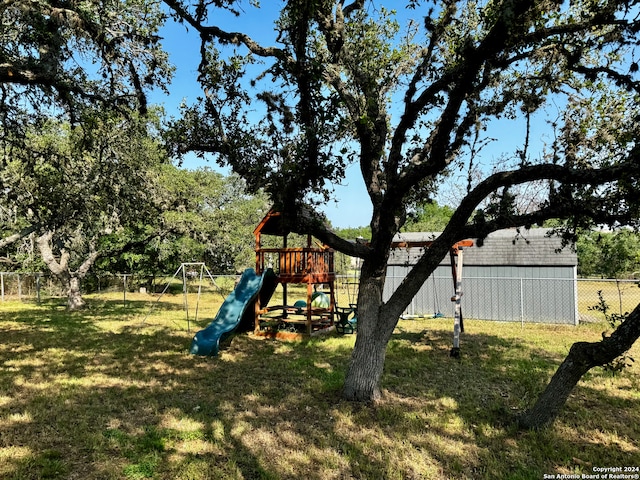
(253, 227, 268, 332)
(282, 234, 288, 318)
(306, 282, 313, 335)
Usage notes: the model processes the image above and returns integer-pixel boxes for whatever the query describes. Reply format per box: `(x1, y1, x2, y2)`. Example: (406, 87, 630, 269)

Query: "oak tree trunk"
(343, 260, 400, 402)
(36, 231, 99, 311)
(343, 310, 392, 401)
(67, 275, 86, 310)
(519, 301, 640, 429)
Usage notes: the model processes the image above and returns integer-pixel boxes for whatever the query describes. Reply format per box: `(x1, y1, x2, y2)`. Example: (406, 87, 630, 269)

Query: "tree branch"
(281, 207, 372, 259)
(451, 160, 640, 238)
(569, 63, 640, 94)
(0, 63, 101, 101)
(341, 0, 365, 17)
(36, 231, 68, 278)
(459, 203, 637, 243)
(163, 0, 292, 63)
(0, 224, 39, 250)
(76, 245, 100, 277)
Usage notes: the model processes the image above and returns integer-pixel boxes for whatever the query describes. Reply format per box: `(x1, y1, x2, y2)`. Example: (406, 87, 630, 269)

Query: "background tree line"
(0, 111, 269, 308)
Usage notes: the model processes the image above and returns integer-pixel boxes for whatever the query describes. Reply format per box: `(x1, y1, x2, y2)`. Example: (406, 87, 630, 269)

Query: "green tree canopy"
(1, 109, 169, 308)
(136, 166, 270, 274)
(0, 0, 171, 120)
(577, 230, 640, 279)
(403, 202, 455, 233)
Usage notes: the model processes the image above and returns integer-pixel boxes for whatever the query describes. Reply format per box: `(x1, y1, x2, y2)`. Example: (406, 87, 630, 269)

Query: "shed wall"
(384, 265, 578, 325)
(384, 229, 579, 324)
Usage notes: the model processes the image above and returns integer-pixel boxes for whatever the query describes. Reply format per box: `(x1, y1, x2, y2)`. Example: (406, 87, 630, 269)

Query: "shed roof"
(389, 228, 576, 267)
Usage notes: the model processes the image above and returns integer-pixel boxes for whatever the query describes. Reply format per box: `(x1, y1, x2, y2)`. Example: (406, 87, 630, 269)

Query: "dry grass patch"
(0, 294, 638, 479)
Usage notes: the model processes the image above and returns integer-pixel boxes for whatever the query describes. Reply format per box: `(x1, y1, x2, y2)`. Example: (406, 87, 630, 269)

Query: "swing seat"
(293, 299, 307, 314)
(335, 304, 358, 335)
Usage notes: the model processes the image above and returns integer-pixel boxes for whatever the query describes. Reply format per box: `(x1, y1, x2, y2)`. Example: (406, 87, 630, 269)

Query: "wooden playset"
(253, 210, 337, 338)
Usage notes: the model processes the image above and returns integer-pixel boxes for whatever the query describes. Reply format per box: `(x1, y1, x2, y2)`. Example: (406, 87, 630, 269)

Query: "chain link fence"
(0, 271, 239, 304)
(0, 272, 59, 302)
(2, 271, 639, 325)
(577, 278, 640, 321)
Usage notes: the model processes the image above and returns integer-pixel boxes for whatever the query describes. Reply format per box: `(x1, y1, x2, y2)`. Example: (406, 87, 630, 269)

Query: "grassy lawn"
(0, 290, 638, 479)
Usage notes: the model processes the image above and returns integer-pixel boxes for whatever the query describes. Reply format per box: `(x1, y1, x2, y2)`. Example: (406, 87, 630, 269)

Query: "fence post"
(122, 274, 128, 308)
(36, 274, 41, 305)
(520, 278, 524, 328)
(573, 267, 579, 326)
(1, 273, 4, 302)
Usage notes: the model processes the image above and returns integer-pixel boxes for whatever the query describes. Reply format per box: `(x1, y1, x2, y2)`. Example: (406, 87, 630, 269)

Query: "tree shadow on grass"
(380, 324, 640, 478)
(0, 306, 638, 479)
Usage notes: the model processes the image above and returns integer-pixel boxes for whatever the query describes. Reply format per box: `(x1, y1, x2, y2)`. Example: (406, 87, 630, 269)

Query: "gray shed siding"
(383, 229, 579, 324)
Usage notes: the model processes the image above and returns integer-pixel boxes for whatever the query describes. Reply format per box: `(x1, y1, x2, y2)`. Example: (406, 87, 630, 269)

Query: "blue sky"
(153, 6, 373, 229)
(152, 3, 553, 230)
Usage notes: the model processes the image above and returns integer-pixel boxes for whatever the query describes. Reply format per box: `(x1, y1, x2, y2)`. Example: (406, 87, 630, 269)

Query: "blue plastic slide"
(190, 268, 275, 356)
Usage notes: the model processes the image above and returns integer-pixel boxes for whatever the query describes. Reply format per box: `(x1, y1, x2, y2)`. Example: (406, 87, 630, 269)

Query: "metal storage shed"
(384, 228, 579, 325)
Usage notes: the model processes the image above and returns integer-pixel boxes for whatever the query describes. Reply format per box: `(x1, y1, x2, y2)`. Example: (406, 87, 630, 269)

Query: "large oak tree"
(164, 0, 640, 427)
(1, 0, 172, 307)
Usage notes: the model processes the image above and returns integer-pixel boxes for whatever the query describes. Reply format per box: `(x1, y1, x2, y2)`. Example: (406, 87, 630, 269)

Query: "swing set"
(141, 262, 224, 331)
(390, 238, 473, 356)
(332, 236, 473, 353)
(335, 254, 360, 334)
